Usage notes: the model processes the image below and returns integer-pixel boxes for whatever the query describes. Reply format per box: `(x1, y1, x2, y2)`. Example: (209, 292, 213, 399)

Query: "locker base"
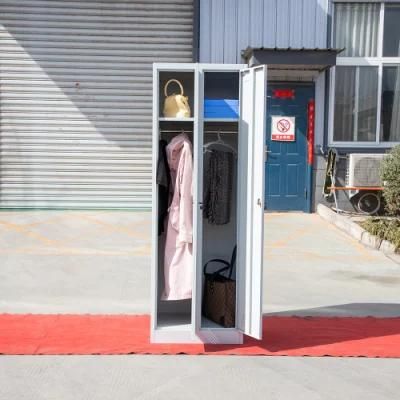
(151, 326, 243, 344)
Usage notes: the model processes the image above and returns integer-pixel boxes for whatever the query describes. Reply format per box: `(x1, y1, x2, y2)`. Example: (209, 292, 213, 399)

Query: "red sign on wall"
(307, 100, 315, 165)
(273, 89, 295, 99)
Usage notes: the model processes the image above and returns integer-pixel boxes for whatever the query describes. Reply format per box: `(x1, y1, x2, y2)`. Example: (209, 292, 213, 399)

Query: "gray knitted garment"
(203, 150, 233, 225)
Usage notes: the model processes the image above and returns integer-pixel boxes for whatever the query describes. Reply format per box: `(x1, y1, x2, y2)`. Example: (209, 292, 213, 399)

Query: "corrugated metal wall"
(0, 0, 193, 209)
(200, 0, 329, 63)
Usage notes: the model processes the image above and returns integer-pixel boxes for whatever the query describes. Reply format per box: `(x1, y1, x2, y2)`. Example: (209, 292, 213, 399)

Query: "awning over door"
(242, 47, 343, 71)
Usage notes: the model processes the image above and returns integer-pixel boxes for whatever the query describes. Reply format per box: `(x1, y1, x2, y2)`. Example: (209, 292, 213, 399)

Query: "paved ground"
(0, 211, 399, 316)
(264, 212, 400, 317)
(1, 356, 400, 400)
(1, 211, 400, 399)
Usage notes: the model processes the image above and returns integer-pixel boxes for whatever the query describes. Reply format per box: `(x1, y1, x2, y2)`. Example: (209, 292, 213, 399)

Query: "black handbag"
(202, 246, 237, 328)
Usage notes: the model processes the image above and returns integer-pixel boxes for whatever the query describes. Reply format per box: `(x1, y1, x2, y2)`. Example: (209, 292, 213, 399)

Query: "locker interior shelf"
(157, 313, 192, 331)
(201, 317, 236, 330)
(159, 117, 194, 122)
(160, 130, 238, 134)
(203, 118, 239, 122)
(158, 119, 194, 134)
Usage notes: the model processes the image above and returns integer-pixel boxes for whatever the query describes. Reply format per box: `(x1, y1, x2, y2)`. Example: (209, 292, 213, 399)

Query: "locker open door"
(237, 65, 267, 340)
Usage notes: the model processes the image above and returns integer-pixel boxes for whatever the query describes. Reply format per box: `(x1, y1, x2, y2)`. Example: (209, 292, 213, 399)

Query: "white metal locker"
(151, 63, 267, 344)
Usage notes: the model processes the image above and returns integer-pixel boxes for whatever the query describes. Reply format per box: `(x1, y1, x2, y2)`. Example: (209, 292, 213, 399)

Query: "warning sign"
(271, 116, 295, 141)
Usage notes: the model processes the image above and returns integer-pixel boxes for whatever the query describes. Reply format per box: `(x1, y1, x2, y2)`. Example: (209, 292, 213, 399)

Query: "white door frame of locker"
(237, 66, 267, 340)
(194, 64, 246, 344)
(151, 63, 199, 344)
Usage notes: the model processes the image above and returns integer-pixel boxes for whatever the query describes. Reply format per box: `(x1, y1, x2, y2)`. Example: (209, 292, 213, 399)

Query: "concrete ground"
(0, 211, 399, 316)
(1, 356, 400, 400)
(1, 211, 400, 399)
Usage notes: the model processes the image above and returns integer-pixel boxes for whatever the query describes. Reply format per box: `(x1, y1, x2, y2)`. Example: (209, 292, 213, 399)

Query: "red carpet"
(1, 314, 400, 357)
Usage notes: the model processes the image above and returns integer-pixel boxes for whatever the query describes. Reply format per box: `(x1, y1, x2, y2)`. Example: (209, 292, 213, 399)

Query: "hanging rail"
(159, 130, 238, 134)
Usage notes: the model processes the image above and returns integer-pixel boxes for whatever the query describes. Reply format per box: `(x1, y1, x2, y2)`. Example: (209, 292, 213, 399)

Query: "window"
(381, 66, 400, 141)
(331, 2, 400, 146)
(383, 5, 400, 57)
(334, 66, 378, 142)
(334, 3, 380, 57)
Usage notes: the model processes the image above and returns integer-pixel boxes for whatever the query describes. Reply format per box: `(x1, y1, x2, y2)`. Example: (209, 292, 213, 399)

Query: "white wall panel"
(199, 0, 211, 62)
(250, 0, 264, 48)
(263, 0, 277, 48)
(200, 0, 329, 63)
(302, 0, 317, 46)
(0, 0, 194, 209)
(237, 0, 251, 63)
(210, 0, 224, 62)
(316, 0, 329, 48)
(276, 0, 290, 48)
(223, 0, 238, 63)
(290, 0, 304, 48)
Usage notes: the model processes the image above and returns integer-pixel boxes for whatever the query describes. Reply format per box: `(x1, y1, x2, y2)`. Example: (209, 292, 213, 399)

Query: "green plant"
(381, 145, 400, 216)
(361, 218, 400, 250)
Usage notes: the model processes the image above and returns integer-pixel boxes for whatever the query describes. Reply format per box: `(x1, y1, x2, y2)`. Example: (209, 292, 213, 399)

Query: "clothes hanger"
(204, 131, 237, 154)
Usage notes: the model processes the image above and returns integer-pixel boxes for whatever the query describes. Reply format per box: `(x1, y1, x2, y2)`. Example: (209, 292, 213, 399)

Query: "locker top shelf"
(159, 117, 194, 122)
(204, 118, 239, 123)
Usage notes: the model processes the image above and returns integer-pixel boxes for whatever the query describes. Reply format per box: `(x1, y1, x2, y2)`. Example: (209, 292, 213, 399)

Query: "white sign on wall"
(271, 116, 296, 141)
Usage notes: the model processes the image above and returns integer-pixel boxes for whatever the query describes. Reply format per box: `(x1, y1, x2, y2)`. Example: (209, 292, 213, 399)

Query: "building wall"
(199, 0, 330, 64)
(199, 0, 331, 212)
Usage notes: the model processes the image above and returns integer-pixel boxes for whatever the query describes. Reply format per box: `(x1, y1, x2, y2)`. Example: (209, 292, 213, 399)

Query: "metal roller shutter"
(0, 0, 193, 209)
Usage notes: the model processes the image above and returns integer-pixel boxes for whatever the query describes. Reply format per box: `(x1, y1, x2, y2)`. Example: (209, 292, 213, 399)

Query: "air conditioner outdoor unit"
(347, 153, 386, 187)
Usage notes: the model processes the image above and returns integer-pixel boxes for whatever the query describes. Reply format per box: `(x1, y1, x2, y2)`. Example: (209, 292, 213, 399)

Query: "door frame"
(195, 63, 249, 343)
(266, 81, 315, 213)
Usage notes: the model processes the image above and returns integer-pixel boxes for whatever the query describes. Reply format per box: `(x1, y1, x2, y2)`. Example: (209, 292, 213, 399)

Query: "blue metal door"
(265, 84, 314, 211)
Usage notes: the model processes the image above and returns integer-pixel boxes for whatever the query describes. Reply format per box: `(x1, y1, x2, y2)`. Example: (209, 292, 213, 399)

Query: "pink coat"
(162, 133, 193, 300)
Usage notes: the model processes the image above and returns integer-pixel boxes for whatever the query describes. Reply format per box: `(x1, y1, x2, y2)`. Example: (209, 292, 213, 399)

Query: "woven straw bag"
(163, 79, 191, 118)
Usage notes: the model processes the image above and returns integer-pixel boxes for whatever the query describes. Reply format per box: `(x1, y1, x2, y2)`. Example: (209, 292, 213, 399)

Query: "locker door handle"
(257, 198, 262, 207)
